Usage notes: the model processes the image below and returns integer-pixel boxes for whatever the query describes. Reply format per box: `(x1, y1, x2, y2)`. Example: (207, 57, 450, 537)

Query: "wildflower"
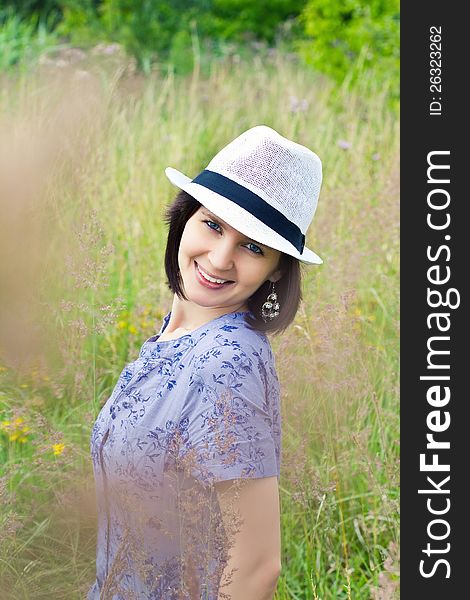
(20, 383, 28, 389)
(337, 139, 352, 150)
(128, 325, 138, 334)
(118, 320, 128, 329)
(1, 417, 23, 429)
(92, 43, 123, 56)
(60, 300, 75, 312)
(290, 96, 309, 114)
(1, 417, 30, 443)
(52, 443, 65, 456)
(14, 431, 30, 443)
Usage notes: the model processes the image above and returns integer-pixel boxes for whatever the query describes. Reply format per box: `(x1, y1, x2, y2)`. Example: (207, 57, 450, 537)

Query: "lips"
(194, 261, 234, 289)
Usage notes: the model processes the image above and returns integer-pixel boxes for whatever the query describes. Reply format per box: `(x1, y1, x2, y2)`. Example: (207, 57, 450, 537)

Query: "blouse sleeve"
(176, 337, 281, 485)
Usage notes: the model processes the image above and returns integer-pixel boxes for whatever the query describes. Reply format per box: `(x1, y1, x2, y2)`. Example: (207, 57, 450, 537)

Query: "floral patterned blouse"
(87, 309, 281, 600)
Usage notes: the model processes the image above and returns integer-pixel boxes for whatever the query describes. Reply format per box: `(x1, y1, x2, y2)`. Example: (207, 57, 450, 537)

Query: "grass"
(0, 8, 62, 71)
(0, 48, 399, 599)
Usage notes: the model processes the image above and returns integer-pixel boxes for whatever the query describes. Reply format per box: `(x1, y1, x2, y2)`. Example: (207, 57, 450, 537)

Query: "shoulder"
(190, 314, 278, 389)
(195, 313, 274, 364)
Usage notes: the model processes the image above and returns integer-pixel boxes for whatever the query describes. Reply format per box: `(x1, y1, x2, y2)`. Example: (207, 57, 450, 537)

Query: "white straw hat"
(165, 125, 323, 264)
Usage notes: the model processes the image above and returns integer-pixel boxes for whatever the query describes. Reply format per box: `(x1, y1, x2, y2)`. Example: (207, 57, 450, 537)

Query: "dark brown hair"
(163, 190, 302, 336)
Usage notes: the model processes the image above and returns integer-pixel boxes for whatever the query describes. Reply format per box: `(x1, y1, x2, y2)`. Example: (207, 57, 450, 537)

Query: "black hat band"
(191, 169, 305, 254)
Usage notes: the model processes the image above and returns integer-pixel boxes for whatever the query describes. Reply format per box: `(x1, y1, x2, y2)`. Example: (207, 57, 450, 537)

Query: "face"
(177, 206, 283, 313)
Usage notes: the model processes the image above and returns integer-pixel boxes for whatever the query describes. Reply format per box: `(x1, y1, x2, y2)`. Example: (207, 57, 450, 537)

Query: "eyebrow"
(201, 208, 225, 223)
(201, 209, 267, 248)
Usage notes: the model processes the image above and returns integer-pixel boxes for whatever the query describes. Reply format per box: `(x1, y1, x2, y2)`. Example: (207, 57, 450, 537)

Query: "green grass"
(0, 8, 62, 71)
(0, 49, 399, 599)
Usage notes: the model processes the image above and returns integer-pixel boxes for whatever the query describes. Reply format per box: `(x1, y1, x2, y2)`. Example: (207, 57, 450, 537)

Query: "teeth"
(197, 265, 228, 284)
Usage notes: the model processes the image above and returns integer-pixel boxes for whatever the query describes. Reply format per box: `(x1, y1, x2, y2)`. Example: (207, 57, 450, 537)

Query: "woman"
(88, 125, 323, 600)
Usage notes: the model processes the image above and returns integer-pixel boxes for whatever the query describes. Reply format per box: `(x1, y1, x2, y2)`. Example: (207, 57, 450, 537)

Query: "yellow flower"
(128, 325, 137, 334)
(2, 417, 24, 431)
(1, 417, 30, 443)
(52, 443, 65, 456)
(20, 383, 28, 389)
(9, 430, 29, 443)
(118, 320, 128, 329)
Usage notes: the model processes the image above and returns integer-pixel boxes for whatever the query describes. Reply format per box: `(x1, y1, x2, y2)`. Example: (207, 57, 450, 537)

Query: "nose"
(207, 237, 235, 273)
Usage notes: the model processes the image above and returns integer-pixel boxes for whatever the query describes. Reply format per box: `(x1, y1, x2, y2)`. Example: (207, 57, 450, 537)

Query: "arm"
(215, 475, 282, 600)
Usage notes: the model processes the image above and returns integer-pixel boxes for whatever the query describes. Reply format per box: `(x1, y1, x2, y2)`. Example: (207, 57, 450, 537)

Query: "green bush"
(57, 0, 306, 72)
(1, 0, 400, 91)
(57, 1, 204, 71)
(0, 7, 60, 69)
(206, 0, 305, 43)
(298, 0, 399, 90)
(1, 0, 64, 29)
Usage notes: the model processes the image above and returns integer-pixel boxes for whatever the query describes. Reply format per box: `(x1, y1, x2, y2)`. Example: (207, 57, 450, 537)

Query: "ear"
(269, 269, 283, 283)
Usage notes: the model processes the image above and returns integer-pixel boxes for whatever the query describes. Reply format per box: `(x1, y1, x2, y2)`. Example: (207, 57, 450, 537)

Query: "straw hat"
(165, 125, 323, 264)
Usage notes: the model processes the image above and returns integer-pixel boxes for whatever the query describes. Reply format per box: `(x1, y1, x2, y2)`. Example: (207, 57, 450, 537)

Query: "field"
(0, 49, 399, 599)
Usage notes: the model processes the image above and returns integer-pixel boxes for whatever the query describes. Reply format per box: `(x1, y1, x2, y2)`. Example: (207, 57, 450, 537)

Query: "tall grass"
(0, 50, 399, 599)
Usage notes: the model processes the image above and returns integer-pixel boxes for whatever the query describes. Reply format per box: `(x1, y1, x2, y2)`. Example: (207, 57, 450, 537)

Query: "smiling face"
(177, 206, 283, 314)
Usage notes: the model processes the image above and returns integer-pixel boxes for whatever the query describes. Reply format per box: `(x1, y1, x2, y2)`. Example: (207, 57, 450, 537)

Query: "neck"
(165, 295, 248, 333)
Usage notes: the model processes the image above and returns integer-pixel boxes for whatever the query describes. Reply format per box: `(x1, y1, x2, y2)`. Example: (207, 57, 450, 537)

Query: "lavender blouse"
(87, 310, 281, 599)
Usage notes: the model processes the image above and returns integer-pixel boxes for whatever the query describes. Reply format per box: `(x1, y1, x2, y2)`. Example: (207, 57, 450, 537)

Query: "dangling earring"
(261, 281, 280, 323)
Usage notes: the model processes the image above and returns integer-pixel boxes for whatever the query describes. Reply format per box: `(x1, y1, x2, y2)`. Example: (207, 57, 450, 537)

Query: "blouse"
(87, 309, 281, 599)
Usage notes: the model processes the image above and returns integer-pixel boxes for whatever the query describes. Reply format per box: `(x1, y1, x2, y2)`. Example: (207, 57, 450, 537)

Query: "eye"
(203, 219, 221, 232)
(203, 219, 264, 255)
(245, 242, 263, 255)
